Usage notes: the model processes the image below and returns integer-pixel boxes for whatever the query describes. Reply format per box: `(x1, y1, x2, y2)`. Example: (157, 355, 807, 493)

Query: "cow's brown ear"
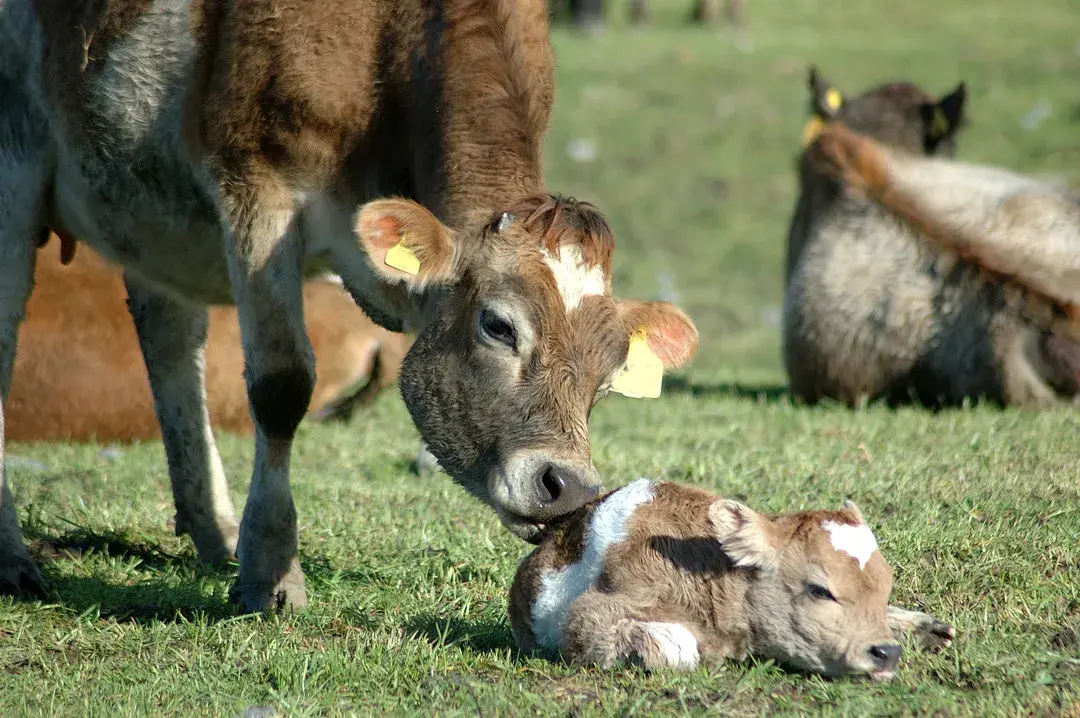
(709, 499, 778, 570)
(355, 199, 460, 288)
(615, 299, 699, 369)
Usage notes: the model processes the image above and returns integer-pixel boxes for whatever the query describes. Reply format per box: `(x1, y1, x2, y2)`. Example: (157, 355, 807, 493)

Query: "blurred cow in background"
(560, 0, 741, 32)
(784, 68, 1080, 408)
(9, 239, 411, 443)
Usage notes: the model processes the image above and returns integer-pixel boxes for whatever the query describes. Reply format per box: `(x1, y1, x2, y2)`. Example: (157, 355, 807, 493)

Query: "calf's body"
(511, 480, 954, 676)
(0, 0, 697, 607)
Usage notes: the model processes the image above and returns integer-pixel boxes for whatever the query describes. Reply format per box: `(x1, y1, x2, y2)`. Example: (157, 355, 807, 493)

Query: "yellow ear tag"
(801, 115, 825, 147)
(384, 239, 420, 276)
(929, 107, 949, 139)
(610, 328, 664, 399)
(824, 88, 843, 112)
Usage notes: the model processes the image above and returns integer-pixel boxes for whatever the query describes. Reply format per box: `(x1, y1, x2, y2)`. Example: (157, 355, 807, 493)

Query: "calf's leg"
(887, 605, 955, 651)
(0, 82, 48, 597)
(221, 181, 314, 613)
(125, 275, 239, 564)
(561, 590, 700, 670)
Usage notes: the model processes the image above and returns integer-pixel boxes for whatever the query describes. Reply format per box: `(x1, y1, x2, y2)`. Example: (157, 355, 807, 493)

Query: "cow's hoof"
(0, 555, 48, 599)
(910, 617, 955, 652)
(175, 513, 240, 567)
(230, 571, 308, 614)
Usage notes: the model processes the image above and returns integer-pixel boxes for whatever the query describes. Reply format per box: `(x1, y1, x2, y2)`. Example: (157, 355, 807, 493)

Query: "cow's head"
(356, 194, 698, 542)
(802, 66, 967, 158)
(710, 500, 901, 679)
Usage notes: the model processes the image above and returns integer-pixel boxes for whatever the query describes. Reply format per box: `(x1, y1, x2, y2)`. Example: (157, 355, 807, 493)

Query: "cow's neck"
(402, 0, 550, 234)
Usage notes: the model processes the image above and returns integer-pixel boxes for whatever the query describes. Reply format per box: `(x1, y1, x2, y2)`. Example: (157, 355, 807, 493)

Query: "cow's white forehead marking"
(531, 478, 655, 651)
(821, 521, 879, 570)
(542, 245, 607, 312)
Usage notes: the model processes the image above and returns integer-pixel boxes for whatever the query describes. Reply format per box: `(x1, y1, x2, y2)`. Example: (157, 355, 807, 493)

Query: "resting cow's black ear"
(921, 82, 967, 153)
(807, 65, 844, 120)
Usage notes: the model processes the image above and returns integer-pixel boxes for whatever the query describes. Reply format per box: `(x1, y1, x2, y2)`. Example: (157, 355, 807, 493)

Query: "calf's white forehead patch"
(542, 245, 607, 312)
(821, 521, 879, 570)
(531, 478, 655, 651)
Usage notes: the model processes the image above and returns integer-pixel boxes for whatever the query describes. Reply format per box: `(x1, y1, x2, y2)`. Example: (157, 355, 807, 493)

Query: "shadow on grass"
(404, 614, 517, 656)
(664, 376, 791, 403)
(22, 525, 241, 624)
(27, 526, 195, 573)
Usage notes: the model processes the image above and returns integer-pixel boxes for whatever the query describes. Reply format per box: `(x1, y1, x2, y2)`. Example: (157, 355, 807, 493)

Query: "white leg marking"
(531, 478, 655, 650)
(542, 245, 607, 312)
(821, 520, 879, 569)
(642, 622, 700, 670)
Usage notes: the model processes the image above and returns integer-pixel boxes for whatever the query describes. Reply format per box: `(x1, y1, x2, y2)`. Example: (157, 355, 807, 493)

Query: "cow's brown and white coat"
(0, 0, 698, 608)
(510, 480, 954, 677)
(784, 68, 1080, 408)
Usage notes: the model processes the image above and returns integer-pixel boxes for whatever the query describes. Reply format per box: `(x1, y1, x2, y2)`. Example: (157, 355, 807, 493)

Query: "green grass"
(4, 0, 1080, 714)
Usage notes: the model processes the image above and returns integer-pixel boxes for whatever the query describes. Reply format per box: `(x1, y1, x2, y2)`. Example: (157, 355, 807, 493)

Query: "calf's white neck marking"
(821, 521, 878, 570)
(542, 245, 606, 312)
(531, 478, 655, 651)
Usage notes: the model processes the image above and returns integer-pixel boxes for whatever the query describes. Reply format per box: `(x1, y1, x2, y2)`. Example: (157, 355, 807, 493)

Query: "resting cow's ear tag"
(929, 106, 950, 140)
(802, 115, 825, 147)
(610, 328, 664, 399)
(823, 88, 843, 112)
(385, 238, 420, 276)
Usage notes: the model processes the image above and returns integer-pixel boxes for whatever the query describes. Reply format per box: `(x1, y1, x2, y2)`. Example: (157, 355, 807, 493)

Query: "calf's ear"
(709, 499, 778, 571)
(355, 199, 460, 289)
(614, 299, 699, 369)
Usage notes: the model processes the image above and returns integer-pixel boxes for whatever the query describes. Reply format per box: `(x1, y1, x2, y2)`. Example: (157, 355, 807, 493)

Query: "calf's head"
(710, 499, 901, 679)
(356, 194, 698, 542)
(802, 66, 967, 158)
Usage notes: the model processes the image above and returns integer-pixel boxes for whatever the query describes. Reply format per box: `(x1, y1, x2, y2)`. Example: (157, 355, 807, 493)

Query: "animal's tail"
(808, 123, 1080, 339)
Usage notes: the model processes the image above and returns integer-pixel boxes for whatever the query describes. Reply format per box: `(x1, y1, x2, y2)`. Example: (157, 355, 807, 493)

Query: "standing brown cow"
(783, 68, 1080, 408)
(8, 240, 410, 443)
(0, 0, 698, 610)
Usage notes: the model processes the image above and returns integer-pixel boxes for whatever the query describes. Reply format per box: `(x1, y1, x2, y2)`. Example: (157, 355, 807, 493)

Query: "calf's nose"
(867, 642, 902, 672)
(535, 463, 600, 518)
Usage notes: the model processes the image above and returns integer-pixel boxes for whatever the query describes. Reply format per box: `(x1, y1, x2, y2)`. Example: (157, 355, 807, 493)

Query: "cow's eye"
(479, 309, 517, 350)
(807, 583, 837, 602)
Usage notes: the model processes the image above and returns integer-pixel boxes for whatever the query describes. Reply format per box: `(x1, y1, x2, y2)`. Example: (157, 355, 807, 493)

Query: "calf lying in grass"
(510, 480, 954, 677)
(784, 68, 1080, 407)
(8, 239, 411, 442)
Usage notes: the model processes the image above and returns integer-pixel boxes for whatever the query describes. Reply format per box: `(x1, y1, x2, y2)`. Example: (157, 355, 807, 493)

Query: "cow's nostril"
(868, 643, 902, 669)
(539, 466, 565, 505)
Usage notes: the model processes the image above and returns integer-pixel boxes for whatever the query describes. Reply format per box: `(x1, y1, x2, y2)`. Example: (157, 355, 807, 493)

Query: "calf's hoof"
(230, 565, 308, 614)
(908, 616, 955, 652)
(888, 606, 956, 652)
(0, 554, 48, 599)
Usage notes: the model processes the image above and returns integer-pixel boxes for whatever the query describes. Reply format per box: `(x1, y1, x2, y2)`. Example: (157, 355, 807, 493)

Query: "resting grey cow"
(784, 68, 1080, 408)
(0, 0, 697, 611)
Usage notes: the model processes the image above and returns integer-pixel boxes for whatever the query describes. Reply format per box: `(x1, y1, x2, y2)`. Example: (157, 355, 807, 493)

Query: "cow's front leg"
(222, 182, 314, 613)
(0, 89, 49, 597)
(124, 275, 239, 564)
(887, 605, 955, 651)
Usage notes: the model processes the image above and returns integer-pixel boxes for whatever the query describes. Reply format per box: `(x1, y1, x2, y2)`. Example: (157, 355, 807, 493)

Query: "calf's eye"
(807, 583, 837, 602)
(479, 309, 517, 350)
